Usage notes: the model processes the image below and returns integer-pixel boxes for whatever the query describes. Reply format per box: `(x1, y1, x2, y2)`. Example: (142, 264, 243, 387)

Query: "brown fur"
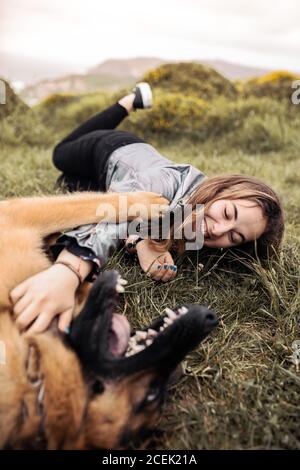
(0, 191, 168, 449)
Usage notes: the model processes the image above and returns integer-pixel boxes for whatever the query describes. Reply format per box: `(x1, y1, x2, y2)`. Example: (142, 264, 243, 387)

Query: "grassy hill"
(1, 63, 299, 449)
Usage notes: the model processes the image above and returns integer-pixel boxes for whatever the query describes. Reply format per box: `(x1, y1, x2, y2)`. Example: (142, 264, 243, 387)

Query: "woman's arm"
(10, 249, 94, 334)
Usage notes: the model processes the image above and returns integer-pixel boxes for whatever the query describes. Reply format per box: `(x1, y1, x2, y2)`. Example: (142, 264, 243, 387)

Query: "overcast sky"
(1, 0, 300, 73)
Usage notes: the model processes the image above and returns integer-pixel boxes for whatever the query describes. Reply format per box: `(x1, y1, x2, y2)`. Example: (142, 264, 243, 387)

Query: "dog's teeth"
(136, 331, 147, 340)
(133, 344, 145, 353)
(159, 326, 164, 332)
(165, 308, 177, 320)
(164, 317, 173, 326)
(125, 350, 135, 357)
(178, 306, 188, 315)
(165, 307, 176, 318)
(146, 339, 153, 346)
(147, 328, 158, 337)
(115, 284, 125, 293)
(118, 278, 128, 286)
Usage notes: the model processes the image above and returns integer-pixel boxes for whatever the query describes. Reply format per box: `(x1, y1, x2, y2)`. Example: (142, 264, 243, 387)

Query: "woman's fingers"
(13, 292, 32, 316)
(15, 302, 40, 331)
(150, 263, 177, 282)
(27, 311, 55, 335)
(160, 264, 177, 282)
(58, 308, 74, 334)
(10, 279, 30, 304)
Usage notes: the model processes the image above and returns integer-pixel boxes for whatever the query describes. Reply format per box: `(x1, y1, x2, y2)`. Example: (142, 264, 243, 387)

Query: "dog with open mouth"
(0, 190, 218, 449)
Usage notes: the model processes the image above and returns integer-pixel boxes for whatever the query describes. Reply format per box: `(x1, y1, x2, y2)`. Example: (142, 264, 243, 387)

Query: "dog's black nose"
(204, 309, 218, 330)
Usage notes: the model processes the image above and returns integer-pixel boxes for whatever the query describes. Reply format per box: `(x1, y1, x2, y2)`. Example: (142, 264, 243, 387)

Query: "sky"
(1, 0, 300, 80)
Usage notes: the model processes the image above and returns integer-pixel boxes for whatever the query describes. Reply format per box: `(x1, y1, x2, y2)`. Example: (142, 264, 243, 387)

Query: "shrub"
(122, 92, 208, 139)
(34, 91, 113, 134)
(242, 70, 300, 100)
(143, 62, 238, 100)
(122, 94, 295, 153)
(0, 78, 28, 119)
(0, 109, 55, 147)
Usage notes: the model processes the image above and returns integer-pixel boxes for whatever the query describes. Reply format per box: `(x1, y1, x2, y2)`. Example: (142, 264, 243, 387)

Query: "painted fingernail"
(173, 266, 177, 271)
(164, 265, 168, 269)
(64, 326, 70, 334)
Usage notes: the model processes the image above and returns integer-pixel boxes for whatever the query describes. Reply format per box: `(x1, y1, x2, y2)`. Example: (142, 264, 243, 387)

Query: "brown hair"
(149, 174, 285, 261)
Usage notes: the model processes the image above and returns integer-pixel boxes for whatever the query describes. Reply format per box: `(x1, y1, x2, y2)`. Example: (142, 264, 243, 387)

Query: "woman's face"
(202, 198, 267, 249)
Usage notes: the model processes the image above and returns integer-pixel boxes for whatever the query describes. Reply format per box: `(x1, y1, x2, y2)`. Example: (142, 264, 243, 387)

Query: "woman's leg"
(52, 103, 128, 174)
(52, 87, 150, 192)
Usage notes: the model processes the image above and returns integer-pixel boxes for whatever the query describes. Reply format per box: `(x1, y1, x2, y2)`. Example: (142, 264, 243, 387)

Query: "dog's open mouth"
(69, 270, 218, 378)
(106, 273, 218, 359)
(124, 306, 190, 357)
(109, 306, 191, 358)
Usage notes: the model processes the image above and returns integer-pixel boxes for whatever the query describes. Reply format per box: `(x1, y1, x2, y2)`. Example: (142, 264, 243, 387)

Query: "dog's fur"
(0, 191, 218, 449)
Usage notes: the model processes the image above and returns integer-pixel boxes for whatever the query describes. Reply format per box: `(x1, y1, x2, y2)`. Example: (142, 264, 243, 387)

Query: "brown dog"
(0, 191, 218, 449)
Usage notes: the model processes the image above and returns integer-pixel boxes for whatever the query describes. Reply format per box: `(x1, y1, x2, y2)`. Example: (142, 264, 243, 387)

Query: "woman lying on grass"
(10, 83, 285, 334)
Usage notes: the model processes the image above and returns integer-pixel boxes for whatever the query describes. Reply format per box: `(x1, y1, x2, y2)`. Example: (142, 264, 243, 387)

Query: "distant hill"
(88, 57, 166, 78)
(17, 56, 288, 105)
(197, 59, 271, 80)
(20, 73, 134, 105)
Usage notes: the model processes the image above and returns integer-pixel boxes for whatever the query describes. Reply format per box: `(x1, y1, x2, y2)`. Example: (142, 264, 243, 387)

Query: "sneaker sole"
(136, 82, 152, 108)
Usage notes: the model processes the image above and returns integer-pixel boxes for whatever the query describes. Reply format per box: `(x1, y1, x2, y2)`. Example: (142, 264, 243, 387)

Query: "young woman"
(10, 83, 285, 334)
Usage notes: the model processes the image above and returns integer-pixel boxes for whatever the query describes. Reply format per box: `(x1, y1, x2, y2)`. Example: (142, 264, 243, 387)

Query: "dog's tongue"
(109, 314, 131, 357)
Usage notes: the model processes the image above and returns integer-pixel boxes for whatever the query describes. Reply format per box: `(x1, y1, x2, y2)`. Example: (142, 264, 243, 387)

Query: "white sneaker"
(132, 82, 153, 109)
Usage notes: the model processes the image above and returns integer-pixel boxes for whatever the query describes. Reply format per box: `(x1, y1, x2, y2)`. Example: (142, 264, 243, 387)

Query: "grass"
(0, 85, 300, 449)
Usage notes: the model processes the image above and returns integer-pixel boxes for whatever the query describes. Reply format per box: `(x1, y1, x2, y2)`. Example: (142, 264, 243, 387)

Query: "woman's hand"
(10, 263, 79, 334)
(136, 239, 177, 282)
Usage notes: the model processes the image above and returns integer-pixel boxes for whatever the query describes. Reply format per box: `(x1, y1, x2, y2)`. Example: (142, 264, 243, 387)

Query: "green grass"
(1, 89, 300, 450)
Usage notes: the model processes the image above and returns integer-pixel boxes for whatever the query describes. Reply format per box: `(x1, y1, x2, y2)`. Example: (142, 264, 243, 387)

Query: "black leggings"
(52, 103, 145, 191)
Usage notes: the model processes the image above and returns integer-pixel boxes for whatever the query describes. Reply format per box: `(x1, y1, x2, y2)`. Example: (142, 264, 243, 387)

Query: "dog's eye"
(92, 379, 105, 395)
(145, 387, 160, 404)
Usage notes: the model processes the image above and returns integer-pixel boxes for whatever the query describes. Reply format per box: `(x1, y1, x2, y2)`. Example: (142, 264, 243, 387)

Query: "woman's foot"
(132, 82, 152, 109)
(118, 82, 153, 113)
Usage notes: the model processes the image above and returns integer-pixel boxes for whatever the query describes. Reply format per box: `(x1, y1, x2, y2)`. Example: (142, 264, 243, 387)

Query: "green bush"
(0, 109, 55, 147)
(34, 91, 113, 134)
(122, 92, 208, 138)
(122, 93, 297, 153)
(242, 70, 300, 101)
(0, 78, 28, 119)
(143, 62, 238, 100)
(2, 68, 300, 155)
